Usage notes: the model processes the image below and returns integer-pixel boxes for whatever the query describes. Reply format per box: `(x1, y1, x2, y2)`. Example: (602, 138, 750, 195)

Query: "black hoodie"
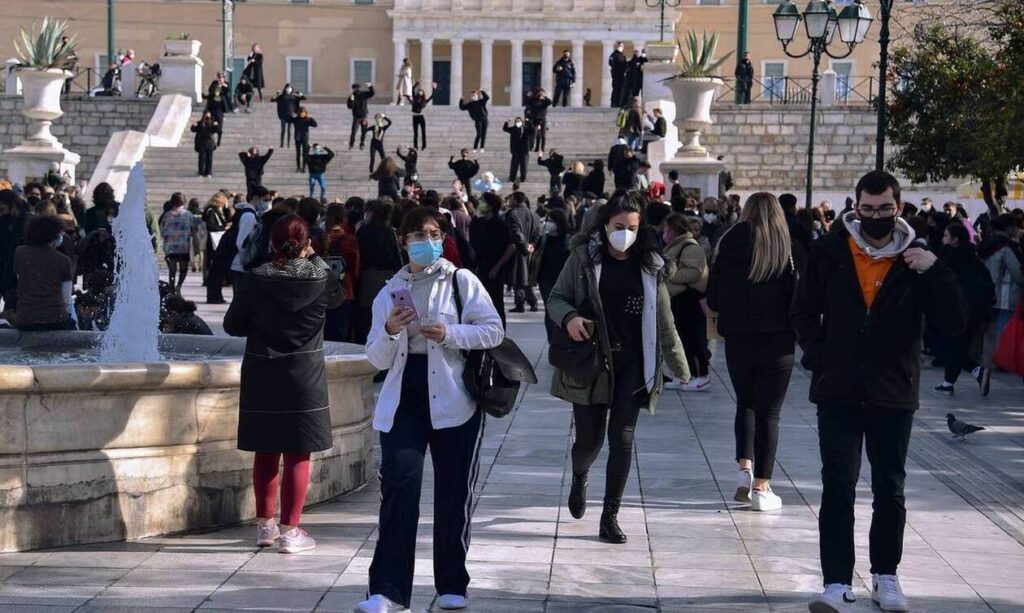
(459, 91, 490, 121)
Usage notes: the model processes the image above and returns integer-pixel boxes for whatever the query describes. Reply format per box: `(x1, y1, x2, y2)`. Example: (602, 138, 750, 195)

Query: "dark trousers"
(370, 139, 385, 172)
(350, 117, 367, 148)
(670, 289, 711, 378)
(295, 140, 308, 172)
(210, 110, 224, 145)
(368, 356, 485, 608)
(539, 279, 556, 341)
(533, 120, 547, 152)
(245, 177, 262, 202)
(610, 78, 623, 108)
(548, 174, 560, 194)
(509, 152, 527, 182)
(817, 405, 914, 585)
(206, 264, 227, 303)
(940, 329, 981, 384)
(514, 285, 537, 309)
(324, 301, 353, 342)
(412, 114, 427, 149)
(237, 93, 253, 110)
(572, 351, 647, 500)
(460, 176, 475, 197)
(737, 81, 752, 105)
(198, 148, 213, 176)
(279, 119, 291, 148)
(473, 119, 488, 150)
(481, 274, 506, 328)
(724, 333, 794, 480)
(553, 83, 570, 107)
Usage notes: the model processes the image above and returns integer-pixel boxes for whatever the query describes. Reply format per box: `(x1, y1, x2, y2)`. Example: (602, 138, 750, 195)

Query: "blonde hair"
(572, 160, 585, 175)
(738, 192, 791, 283)
(208, 192, 229, 208)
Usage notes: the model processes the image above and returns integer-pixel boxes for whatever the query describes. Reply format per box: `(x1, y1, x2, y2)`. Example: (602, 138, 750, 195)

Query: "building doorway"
(433, 60, 451, 105)
(523, 61, 541, 105)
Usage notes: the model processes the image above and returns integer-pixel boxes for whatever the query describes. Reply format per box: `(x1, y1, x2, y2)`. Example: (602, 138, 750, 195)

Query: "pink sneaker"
(278, 527, 316, 554)
(255, 519, 280, 547)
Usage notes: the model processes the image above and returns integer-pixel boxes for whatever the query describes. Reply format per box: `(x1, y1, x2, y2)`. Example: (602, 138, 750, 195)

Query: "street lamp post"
(644, 0, 683, 43)
(773, 0, 872, 208)
(107, 0, 115, 65)
(875, 0, 894, 171)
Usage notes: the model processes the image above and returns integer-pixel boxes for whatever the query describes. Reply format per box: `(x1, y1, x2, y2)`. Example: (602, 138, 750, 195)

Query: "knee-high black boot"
(599, 497, 627, 544)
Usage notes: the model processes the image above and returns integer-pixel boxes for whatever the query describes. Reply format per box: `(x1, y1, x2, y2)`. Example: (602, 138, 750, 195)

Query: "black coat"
(538, 154, 565, 177)
(562, 172, 585, 199)
(347, 87, 374, 119)
(607, 143, 629, 174)
(239, 150, 273, 181)
(272, 91, 304, 120)
(459, 91, 489, 121)
(582, 169, 605, 197)
(613, 156, 639, 189)
(525, 95, 552, 122)
(449, 158, 480, 183)
(735, 59, 754, 85)
(792, 227, 968, 411)
(224, 258, 344, 453)
(503, 122, 531, 154)
(554, 57, 576, 85)
(938, 243, 996, 328)
(306, 148, 335, 174)
(706, 222, 795, 337)
(293, 116, 317, 143)
(243, 52, 265, 89)
(205, 82, 231, 114)
(191, 122, 218, 152)
(608, 50, 627, 82)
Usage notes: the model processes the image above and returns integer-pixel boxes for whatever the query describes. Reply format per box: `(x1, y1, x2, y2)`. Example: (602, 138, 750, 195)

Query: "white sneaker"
(354, 594, 409, 613)
(872, 574, 909, 612)
(255, 518, 280, 547)
(663, 378, 685, 390)
(734, 469, 753, 502)
(278, 527, 316, 554)
(809, 583, 856, 613)
(680, 376, 711, 392)
(751, 485, 783, 511)
(437, 594, 468, 610)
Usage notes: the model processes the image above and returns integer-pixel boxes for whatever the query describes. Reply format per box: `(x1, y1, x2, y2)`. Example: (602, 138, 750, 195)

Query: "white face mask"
(606, 227, 637, 252)
(703, 212, 718, 223)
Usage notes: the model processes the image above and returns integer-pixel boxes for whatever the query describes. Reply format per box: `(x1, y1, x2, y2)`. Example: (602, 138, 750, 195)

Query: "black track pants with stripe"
(368, 354, 485, 608)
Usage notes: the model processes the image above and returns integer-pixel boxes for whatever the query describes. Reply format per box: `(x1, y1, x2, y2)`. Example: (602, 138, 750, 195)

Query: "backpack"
(451, 270, 537, 418)
(211, 208, 255, 271)
(615, 108, 628, 128)
(239, 219, 268, 271)
(326, 254, 346, 283)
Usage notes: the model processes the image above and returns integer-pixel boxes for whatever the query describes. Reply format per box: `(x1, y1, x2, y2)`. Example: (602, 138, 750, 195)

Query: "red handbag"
(993, 304, 1024, 376)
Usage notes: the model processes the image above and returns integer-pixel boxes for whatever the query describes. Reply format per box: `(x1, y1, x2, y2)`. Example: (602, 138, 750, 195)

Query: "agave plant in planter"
(12, 17, 79, 145)
(666, 31, 733, 157)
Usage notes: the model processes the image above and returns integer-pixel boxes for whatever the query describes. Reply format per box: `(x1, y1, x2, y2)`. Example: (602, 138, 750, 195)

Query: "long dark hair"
(594, 191, 661, 273)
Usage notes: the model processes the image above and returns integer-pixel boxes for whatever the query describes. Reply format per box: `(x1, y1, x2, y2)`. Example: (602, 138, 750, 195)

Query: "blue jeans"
(626, 133, 642, 151)
(308, 173, 326, 200)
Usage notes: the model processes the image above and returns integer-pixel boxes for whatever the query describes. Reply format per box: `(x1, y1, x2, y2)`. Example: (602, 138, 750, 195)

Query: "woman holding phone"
(358, 207, 504, 613)
(546, 191, 690, 544)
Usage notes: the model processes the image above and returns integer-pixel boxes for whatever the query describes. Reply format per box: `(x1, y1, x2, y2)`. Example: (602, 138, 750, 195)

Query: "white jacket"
(366, 259, 504, 432)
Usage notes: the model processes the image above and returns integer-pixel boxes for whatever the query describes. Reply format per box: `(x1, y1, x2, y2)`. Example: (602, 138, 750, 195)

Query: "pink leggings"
(253, 453, 311, 527)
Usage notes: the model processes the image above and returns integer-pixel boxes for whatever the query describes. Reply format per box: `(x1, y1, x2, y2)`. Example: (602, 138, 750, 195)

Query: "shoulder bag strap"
(451, 268, 464, 324)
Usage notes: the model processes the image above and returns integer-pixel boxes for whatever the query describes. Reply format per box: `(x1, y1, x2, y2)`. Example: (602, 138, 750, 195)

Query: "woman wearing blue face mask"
(547, 190, 690, 544)
(359, 207, 504, 613)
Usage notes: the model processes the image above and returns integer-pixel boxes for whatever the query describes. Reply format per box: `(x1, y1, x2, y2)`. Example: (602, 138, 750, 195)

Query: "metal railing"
(715, 75, 877, 106)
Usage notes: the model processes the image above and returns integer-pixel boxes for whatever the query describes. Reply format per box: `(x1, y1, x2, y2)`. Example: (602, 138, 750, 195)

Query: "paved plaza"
(2, 281, 1023, 613)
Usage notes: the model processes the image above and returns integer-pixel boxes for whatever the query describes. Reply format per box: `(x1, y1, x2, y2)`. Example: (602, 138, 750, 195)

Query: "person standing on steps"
(608, 42, 627, 107)
(239, 146, 273, 201)
(620, 49, 647, 107)
(547, 191, 690, 544)
(525, 88, 552, 152)
(396, 145, 419, 186)
(305, 144, 335, 202)
(191, 111, 218, 177)
(395, 58, 413, 105)
(503, 117, 531, 184)
(459, 90, 490, 152)
(243, 43, 265, 102)
(793, 171, 967, 613)
(357, 206, 503, 613)
(405, 81, 436, 150)
(734, 51, 754, 105)
(362, 113, 393, 174)
(204, 72, 232, 147)
(224, 214, 344, 555)
(705, 193, 797, 513)
(292, 107, 318, 173)
(235, 76, 255, 113)
(553, 49, 576, 107)
(272, 84, 304, 148)
(449, 150, 480, 197)
(347, 82, 375, 149)
(538, 149, 566, 195)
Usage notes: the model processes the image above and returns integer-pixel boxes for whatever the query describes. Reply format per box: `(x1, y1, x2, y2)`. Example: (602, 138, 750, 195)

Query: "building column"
(393, 37, 407, 101)
(601, 40, 614, 107)
(480, 38, 493, 96)
(450, 38, 464, 104)
(541, 39, 554, 95)
(510, 38, 524, 107)
(571, 40, 585, 107)
(420, 38, 434, 90)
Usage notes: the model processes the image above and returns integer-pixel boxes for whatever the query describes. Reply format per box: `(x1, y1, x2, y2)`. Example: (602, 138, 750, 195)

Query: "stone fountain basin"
(0, 330, 377, 552)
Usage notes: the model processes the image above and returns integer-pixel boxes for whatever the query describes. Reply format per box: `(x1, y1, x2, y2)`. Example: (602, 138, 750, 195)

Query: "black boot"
(568, 472, 588, 519)
(599, 497, 627, 544)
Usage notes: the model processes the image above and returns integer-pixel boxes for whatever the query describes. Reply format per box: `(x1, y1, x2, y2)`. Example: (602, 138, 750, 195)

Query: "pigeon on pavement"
(947, 413, 985, 440)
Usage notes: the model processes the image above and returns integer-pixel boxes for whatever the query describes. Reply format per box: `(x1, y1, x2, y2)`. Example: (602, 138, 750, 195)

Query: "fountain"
(0, 165, 376, 553)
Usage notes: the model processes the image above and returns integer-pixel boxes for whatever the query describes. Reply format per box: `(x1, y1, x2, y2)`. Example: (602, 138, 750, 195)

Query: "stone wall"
(705, 105, 880, 193)
(0, 97, 159, 181)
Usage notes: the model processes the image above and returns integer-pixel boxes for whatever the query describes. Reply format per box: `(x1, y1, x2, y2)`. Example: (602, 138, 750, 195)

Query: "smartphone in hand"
(390, 288, 419, 320)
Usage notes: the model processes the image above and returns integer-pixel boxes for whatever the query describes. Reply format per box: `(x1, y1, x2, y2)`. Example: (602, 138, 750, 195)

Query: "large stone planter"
(0, 331, 377, 552)
(160, 39, 204, 103)
(163, 39, 202, 58)
(666, 77, 723, 158)
(17, 68, 70, 146)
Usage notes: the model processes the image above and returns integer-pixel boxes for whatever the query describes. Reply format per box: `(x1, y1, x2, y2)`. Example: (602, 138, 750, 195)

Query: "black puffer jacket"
(792, 226, 967, 411)
(224, 256, 344, 453)
(706, 222, 795, 337)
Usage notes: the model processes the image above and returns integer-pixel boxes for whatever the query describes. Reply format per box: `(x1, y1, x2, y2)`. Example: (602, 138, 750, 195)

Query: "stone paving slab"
(4, 281, 1024, 612)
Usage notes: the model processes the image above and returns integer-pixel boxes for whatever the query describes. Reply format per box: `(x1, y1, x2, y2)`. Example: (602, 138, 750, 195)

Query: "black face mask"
(27, 195, 40, 206)
(860, 215, 896, 240)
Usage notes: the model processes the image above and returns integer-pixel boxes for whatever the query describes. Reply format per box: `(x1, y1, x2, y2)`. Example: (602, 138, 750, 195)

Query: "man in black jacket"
(525, 89, 552, 152)
(305, 144, 335, 202)
(347, 82, 374, 149)
(459, 90, 490, 152)
(621, 50, 647, 107)
(608, 42, 627, 108)
(449, 149, 480, 196)
(792, 171, 967, 613)
(272, 84, 305, 148)
(503, 118, 532, 183)
(735, 52, 754, 105)
(778, 193, 813, 252)
(553, 50, 576, 107)
(239, 147, 274, 201)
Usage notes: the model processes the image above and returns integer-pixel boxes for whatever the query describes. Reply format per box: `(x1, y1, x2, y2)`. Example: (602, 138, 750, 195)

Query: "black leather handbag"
(452, 271, 538, 418)
(548, 322, 604, 381)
